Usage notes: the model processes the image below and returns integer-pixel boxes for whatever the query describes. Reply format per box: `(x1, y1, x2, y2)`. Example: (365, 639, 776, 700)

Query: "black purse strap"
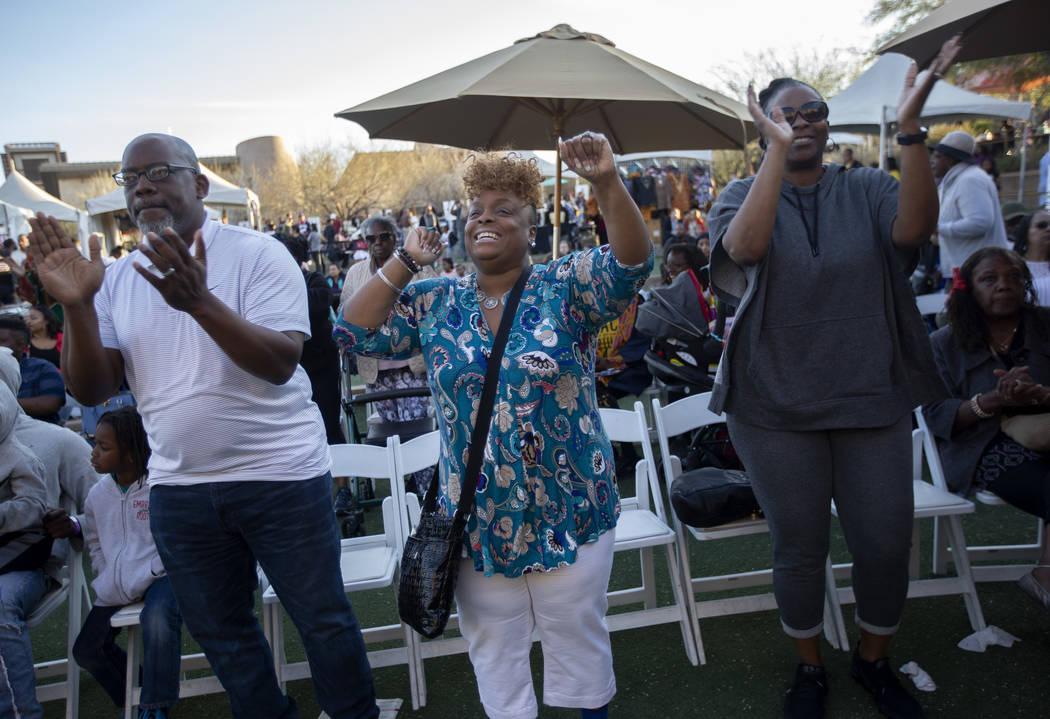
(422, 265, 533, 518)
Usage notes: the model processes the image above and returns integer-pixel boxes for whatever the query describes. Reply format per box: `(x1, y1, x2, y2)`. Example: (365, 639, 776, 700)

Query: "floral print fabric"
(334, 245, 653, 577)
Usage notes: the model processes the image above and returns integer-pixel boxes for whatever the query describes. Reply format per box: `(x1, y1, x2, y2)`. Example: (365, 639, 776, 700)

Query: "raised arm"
(27, 214, 125, 405)
(559, 132, 650, 266)
(341, 229, 444, 329)
(720, 85, 792, 266)
(892, 36, 963, 249)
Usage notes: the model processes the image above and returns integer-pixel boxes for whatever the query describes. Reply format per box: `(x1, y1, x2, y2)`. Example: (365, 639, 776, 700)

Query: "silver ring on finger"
(162, 267, 176, 278)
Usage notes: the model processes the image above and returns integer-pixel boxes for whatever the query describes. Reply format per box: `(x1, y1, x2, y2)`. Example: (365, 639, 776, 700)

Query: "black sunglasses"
(770, 101, 829, 125)
(364, 232, 395, 243)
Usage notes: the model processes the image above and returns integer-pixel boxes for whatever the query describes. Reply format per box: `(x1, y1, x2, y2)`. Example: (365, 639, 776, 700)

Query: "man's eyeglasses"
(364, 232, 395, 243)
(771, 101, 829, 125)
(113, 163, 199, 187)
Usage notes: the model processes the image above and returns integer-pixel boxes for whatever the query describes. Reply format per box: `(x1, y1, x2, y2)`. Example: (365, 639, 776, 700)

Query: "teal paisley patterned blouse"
(334, 245, 653, 578)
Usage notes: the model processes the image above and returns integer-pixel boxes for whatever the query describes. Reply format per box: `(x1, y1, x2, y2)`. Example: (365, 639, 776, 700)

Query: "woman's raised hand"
(747, 82, 792, 153)
(560, 131, 616, 183)
(897, 34, 963, 132)
(402, 227, 445, 267)
(27, 213, 105, 308)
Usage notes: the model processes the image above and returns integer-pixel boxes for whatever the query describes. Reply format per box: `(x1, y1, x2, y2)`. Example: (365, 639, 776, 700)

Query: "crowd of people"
(0, 31, 1047, 719)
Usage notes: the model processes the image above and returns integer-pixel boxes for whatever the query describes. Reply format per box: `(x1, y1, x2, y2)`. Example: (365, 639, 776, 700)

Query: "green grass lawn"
(33, 466, 1049, 718)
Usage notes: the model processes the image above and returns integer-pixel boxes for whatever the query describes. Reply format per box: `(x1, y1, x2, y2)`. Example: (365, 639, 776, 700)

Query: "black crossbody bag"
(397, 266, 532, 638)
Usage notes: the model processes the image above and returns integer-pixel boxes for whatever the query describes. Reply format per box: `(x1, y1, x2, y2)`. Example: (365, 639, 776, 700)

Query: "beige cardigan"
(338, 257, 438, 384)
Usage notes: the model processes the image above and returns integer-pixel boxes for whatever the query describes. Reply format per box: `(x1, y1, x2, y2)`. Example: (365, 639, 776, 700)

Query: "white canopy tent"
(86, 164, 261, 251)
(0, 201, 34, 240)
(0, 170, 90, 252)
(827, 53, 1032, 194)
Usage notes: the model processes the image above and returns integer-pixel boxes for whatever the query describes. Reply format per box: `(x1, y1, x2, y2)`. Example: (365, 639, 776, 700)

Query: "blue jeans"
(0, 569, 48, 719)
(150, 474, 378, 719)
(73, 576, 182, 709)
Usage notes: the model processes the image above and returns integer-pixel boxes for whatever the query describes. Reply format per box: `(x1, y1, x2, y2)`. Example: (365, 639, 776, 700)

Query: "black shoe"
(333, 486, 353, 516)
(784, 663, 828, 719)
(851, 647, 924, 719)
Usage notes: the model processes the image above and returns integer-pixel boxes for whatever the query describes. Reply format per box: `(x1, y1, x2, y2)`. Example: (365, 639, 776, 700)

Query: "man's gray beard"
(137, 212, 175, 237)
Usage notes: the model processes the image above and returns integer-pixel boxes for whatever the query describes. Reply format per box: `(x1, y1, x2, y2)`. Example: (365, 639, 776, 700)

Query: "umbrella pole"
(878, 105, 887, 170)
(1017, 120, 1029, 202)
(553, 139, 562, 259)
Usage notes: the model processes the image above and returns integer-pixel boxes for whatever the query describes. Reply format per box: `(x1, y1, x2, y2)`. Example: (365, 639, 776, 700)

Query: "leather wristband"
(896, 127, 929, 146)
(395, 248, 421, 274)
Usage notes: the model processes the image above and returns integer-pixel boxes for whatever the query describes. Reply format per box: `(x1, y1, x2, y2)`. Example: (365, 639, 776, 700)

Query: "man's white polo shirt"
(95, 220, 330, 485)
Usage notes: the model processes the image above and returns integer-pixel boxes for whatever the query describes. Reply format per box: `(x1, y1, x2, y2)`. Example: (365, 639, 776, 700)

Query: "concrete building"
(1, 142, 67, 189)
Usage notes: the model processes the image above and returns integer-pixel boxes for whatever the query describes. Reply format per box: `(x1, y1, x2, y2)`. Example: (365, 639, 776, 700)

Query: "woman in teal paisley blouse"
(335, 131, 652, 719)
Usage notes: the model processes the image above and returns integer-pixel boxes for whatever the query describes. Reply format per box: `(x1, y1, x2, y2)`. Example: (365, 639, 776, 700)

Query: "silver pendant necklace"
(475, 283, 509, 310)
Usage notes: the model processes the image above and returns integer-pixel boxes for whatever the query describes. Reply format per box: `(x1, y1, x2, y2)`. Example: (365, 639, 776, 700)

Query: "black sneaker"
(850, 647, 924, 719)
(333, 486, 354, 516)
(784, 663, 828, 719)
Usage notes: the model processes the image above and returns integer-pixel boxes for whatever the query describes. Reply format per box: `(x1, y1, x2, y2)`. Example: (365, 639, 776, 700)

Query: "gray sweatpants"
(726, 413, 914, 638)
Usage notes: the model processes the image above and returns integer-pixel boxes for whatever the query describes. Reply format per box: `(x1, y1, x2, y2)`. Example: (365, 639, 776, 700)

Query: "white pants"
(455, 530, 616, 719)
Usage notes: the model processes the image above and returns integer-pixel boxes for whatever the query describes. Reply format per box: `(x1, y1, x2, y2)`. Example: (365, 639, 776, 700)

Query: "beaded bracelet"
(376, 267, 404, 294)
(394, 247, 421, 274)
(970, 393, 994, 419)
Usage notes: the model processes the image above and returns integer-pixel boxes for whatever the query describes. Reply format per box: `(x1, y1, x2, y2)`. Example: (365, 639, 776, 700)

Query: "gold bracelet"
(970, 393, 994, 419)
(375, 267, 405, 294)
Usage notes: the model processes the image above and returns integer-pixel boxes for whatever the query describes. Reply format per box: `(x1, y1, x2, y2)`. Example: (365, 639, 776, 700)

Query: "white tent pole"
(1017, 119, 1030, 202)
(878, 106, 888, 170)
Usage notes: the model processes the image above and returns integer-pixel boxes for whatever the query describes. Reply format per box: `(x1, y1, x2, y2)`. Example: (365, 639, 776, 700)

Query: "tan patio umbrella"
(335, 24, 754, 256)
(878, 0, 1050, 66)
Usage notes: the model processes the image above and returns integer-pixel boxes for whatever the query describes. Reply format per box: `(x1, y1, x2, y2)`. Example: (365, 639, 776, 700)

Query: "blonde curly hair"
(462, 152, 543, 209)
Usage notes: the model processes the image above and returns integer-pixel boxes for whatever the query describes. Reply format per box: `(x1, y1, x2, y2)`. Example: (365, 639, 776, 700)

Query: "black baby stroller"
(634, 268, 725, 398)
(337, 349, 437, 537)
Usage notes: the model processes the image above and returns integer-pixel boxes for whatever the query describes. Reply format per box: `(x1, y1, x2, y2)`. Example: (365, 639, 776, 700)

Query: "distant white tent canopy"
(615, 150, 713, 166)
(0, 170, 82, 222)
(0, 201, 34, 239)
(86, 164, 260, 251)
(518, 151, 579, 179)
(0, 170, 91, 252)
(827, 53, 1032, 189)
(828, 54, 1030, 132)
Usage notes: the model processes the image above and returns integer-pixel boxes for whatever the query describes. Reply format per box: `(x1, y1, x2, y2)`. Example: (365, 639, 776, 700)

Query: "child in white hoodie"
(71, 407, 182, 719)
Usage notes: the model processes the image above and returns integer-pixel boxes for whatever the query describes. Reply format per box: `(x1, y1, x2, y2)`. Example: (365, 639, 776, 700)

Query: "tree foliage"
(866, 0, 947, 50)
(714, 46, 867, 102)
(234, 141, 468, 221)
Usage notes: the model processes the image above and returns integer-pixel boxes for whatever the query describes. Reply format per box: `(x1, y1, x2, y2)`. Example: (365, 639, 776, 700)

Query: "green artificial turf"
(34, 465, 1049, 718)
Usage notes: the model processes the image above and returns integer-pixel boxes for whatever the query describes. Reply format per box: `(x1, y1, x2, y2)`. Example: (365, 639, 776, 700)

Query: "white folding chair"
(651, 392, 848, 663)
(829, 419, 986, 634)
(914, 292, 947, 317)
(916, 408, 1045, 582)
(389, 431, 437, 707)
(30, 545, 91, 719)
(262, 437, 424, 710)
(598, 403, 699, 666)
(109, 601, 225, 716)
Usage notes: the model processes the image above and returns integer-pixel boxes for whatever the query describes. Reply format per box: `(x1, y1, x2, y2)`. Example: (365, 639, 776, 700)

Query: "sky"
(2, 0, 894, 164)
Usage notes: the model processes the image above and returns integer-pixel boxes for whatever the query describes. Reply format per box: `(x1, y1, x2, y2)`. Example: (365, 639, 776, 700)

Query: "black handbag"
(397, 266, 532, 638)
(669, 467, 763, 528)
